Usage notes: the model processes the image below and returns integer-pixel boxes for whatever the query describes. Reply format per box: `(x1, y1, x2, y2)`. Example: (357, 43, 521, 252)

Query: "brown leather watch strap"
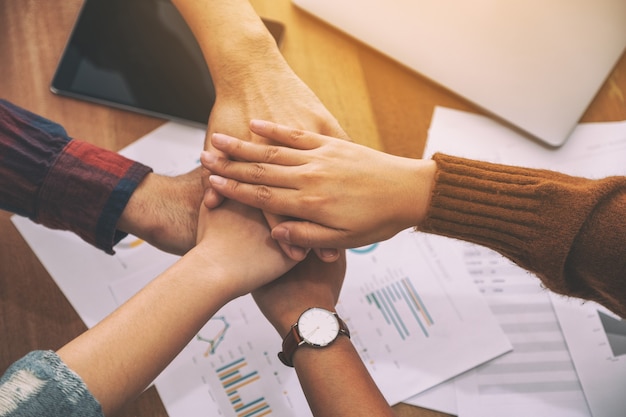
(278, 326, 303, 366)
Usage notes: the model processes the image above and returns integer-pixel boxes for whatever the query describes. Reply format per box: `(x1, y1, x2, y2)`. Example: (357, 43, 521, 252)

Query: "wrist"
(278, 307, 350, 367)
(291, 331, 353, 367)
(401, 158, 437, 228)
(211, 43, 288, 99)
(179, 245, 240, 304)
(274, 313, 300, 339)
(272, 304, 338, 338)
(117, 172, 159, 236)
(118, 170, 202, 255)
(171, 0, 285, 95)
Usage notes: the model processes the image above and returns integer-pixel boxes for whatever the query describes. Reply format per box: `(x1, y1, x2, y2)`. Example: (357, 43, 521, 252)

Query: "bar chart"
(365, 277, 434, 339)
(183, 297, 310, 417)
(216, 357, 272, 417)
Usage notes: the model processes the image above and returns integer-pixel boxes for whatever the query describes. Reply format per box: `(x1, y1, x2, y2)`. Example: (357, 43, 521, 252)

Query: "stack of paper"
(405, 107, 626, 417)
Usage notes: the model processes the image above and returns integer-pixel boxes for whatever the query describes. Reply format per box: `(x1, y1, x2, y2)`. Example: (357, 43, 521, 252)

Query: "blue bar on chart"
(216, 357, 272, 417)
(366, 277, 434, 339)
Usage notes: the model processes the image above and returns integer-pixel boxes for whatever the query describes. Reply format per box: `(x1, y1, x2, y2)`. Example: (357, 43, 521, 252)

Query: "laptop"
(292, 0, 626, 147)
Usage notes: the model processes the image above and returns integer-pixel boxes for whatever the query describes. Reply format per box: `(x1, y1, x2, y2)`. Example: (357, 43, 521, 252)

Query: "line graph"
(196, 316, 230, 356)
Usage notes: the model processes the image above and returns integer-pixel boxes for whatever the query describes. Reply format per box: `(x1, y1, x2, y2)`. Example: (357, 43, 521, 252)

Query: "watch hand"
(304, 325, 320, 340)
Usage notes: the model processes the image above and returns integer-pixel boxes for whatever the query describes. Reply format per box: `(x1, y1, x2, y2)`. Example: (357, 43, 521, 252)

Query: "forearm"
(257, 252, 393, 417)
(171, 0, 283, 93)
(171, 0, 340, 149)
(57, 200, 296, 416)
(420, 153, 626, 316)
(268, 314, 393, 417)
(57, 247, 231, 416)
(293, 337, 394, 417)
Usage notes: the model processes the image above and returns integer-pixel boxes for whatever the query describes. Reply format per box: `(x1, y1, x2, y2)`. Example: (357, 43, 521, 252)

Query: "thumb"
(203, 187, 224, 209)
(271, 221, 348, 250)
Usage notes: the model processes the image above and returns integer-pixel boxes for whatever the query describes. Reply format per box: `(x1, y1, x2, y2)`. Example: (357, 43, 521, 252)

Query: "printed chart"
(551, 297, 626, 417)
(339, 232, 511, 402)
(214, 357, 271, 417)
(196, 316, 230, 357)
(364, 276, 434, 339)
(157, 296, 310, 417)
(598, 311, 626, 357)
(454, 244, 590, 417)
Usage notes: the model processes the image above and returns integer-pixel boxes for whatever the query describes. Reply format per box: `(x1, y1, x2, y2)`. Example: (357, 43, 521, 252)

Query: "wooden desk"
(1, 1, 624, 416)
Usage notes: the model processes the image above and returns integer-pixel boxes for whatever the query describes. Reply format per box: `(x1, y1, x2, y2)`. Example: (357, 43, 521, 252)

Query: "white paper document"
(153, 231, 511, 416)
(452, 244, 590, 417)
(12, 121, 511, 416)
(422, 107, 626, 417)
(341, 232, 511, 404)
(405, 382, 458, 416)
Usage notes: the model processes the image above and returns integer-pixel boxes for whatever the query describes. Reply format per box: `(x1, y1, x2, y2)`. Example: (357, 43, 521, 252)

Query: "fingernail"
(250, 120, 266, 130)
(212, 133, 232, 147)
(201, 151, 217, 164)
(208, 175, 227, 186)
(320, 248, 339, 259)
(289, 245, 309, 260)
(272, 226, 290, 243)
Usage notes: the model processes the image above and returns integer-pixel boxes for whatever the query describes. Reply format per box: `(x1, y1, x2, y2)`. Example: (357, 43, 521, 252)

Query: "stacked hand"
(202, 35, 349, 263)
(201, 120, 437, 250)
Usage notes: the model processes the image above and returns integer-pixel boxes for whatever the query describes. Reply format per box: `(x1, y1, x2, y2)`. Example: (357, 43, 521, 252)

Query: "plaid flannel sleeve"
(0, 99, 152, 254)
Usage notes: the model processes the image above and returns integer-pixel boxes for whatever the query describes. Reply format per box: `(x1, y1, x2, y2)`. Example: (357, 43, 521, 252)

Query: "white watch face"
(298, 308, 340, 347)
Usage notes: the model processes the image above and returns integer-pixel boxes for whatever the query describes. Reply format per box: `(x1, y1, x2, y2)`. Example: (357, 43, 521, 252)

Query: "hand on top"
(202, 120, 437, 251)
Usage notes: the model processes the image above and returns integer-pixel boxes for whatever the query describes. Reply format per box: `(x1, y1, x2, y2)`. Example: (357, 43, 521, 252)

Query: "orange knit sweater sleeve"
(419, 153, 626, 317)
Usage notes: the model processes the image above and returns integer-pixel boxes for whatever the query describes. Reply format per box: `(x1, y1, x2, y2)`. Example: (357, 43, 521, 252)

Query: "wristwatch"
(278, 307, 350, 367)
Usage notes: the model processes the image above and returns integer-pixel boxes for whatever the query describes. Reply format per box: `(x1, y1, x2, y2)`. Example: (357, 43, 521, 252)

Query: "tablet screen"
(51, 0, 284, 126)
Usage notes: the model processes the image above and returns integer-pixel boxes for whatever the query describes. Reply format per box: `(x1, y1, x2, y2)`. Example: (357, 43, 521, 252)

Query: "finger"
(249, 119, 327, 150)
(271, 221, 351, 250)
(279, 241, 309, 261)
(208, 175, 302, 217)
(211, 133, 303, 166)
(202, 187, 224, 209)
(313, 247, 341, 263)
(263, 211, 310, 262)
(200, 165, 225, 209)
(204, 130, 228, 158)
(201, 151, 299, 189)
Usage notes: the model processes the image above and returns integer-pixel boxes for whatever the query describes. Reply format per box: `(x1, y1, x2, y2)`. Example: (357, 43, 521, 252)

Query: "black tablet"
(51, 0, 285, 127)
